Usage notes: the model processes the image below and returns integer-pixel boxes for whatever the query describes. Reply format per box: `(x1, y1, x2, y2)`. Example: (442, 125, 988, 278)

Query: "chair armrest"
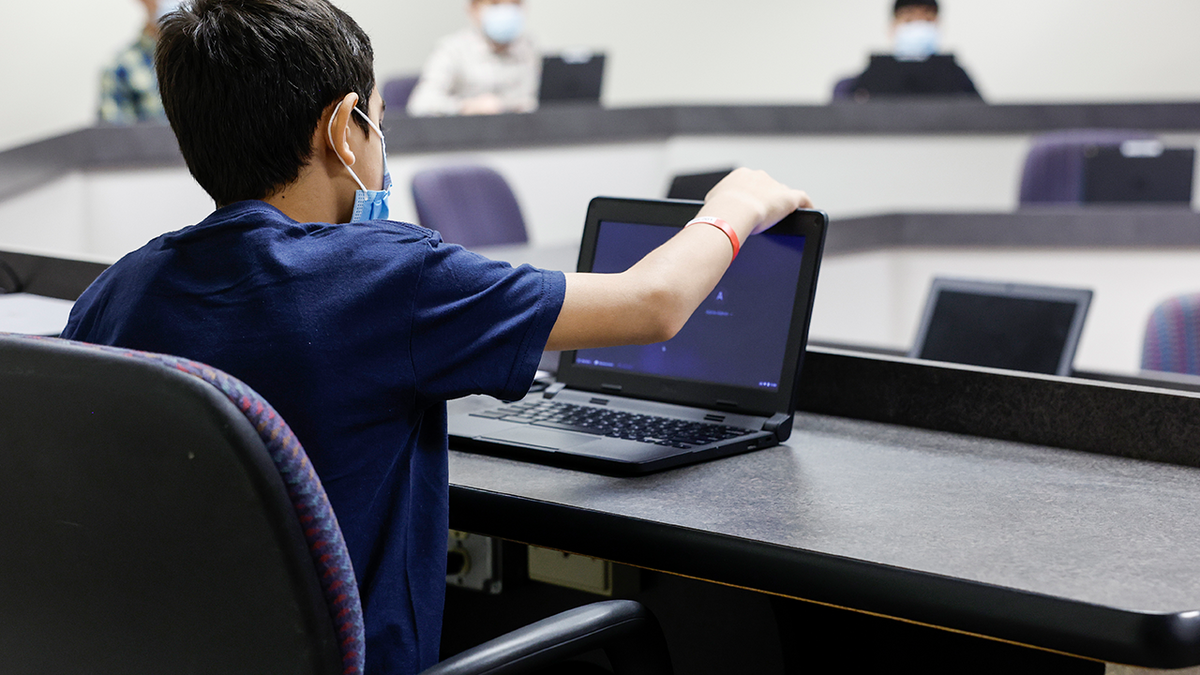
(422, 599, 673, 675)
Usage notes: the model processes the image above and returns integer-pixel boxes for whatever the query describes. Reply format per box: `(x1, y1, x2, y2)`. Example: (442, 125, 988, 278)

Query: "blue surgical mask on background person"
(481, 3, 524, 45)
(327, 100, 392, 223)
(893, 20, 940, 61)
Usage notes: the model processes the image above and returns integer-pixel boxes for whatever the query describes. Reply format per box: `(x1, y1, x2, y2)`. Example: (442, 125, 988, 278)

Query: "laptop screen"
(1082, 146, 1195, 204)
(538, 53, 605, 104)
(910, 279, 1092, 376)
(571, 221, 807, 391)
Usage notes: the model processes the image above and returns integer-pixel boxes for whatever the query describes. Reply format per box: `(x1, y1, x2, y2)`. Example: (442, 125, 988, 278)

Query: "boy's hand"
(699, 168, 814, 238)
(547, 168, 814, 351)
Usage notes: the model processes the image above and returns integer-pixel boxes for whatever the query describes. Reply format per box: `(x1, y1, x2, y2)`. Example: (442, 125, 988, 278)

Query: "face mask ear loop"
(352, 107, 391, 191)
(328, 99, 368, 192)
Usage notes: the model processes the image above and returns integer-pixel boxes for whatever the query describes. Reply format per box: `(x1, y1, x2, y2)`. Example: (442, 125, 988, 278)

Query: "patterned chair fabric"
(1142, 294, 1200, 375)
(1018, 129, 1154, 205)
(6, 333, 365, 675)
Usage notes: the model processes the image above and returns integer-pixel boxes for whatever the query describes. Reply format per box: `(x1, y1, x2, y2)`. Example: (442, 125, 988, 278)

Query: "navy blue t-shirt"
(62, 201, 566, 675)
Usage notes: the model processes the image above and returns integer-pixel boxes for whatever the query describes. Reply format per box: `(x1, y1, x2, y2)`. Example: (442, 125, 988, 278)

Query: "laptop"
(538, 52, 605, 105)
(449, 197, 828, 475)
(852, 54, 981, 98)
(909, 278, 1093, 376)
(666, 169, 734, 201)
(1082, 144, 1195, 204)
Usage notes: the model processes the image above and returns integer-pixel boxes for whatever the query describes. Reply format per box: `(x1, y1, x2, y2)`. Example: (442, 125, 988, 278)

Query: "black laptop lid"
(538, 53, 605, 104)
(909, 278, 1092, 376)
(1083, 146, 1195, 204)
(666, 169, 735, 201)
(558, 198, 827, 416)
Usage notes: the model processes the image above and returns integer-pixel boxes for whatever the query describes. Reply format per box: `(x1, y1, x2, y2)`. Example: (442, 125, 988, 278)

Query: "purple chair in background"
(1142, 294, 1200, 375)
(1018, 129, 1154, 205)
(831, 76, 858, 102)
(0, 333, 672, 675)
(412, 164, 529, 248)
(383, 74, 421, 113)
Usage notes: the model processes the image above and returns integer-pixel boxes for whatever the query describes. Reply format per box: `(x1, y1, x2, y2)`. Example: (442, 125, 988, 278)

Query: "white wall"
(5, 0, 1200, 152)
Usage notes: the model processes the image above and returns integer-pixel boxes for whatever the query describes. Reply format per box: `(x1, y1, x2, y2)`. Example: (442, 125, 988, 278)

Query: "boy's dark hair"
(156, 0, 376, 206)
(894, 0, 938, 14)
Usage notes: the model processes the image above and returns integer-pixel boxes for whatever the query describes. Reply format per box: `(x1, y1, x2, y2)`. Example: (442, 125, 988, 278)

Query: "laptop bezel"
(908, 277, 1093, 377)
(556, 197, 827, 417)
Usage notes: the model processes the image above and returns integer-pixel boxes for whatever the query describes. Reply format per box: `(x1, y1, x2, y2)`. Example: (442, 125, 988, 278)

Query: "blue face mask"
(893, 20, 940, 62)
(328, 100, 392, 223)
(481, 4, 524, 45)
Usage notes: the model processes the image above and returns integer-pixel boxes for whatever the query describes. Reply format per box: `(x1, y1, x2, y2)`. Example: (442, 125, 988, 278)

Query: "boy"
(62, 1, 811, 673)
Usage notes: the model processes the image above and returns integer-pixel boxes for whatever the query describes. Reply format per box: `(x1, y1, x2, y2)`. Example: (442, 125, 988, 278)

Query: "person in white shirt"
(407, 0, 540, 116)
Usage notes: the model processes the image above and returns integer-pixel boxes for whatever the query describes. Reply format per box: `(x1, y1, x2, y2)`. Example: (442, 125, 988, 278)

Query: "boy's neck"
(262, 162, 352, 224)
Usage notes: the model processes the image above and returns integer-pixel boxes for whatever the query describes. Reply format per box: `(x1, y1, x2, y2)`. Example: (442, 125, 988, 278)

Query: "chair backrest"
(1142, 294, 1200, 375)
(0, 334, 364, 675)
(384, 75, 421, 113)
(1018, 129, 1154, 205)
(411, 165, 529, 248)
(831, 76, 858, 101)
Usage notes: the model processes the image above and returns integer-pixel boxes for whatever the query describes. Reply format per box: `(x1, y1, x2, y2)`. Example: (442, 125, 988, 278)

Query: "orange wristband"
(685, 217, 740, 261)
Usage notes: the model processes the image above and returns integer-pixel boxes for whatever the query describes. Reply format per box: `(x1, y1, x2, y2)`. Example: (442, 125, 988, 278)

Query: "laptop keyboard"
(470, 400, 753, 449)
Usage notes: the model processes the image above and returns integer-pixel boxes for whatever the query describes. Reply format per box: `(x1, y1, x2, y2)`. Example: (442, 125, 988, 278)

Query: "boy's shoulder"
(166, 202, 439, 250)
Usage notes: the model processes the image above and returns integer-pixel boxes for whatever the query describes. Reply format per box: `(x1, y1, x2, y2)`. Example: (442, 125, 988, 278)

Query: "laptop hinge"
(763, 413, 794, 442)
(600, 383, 623, 394)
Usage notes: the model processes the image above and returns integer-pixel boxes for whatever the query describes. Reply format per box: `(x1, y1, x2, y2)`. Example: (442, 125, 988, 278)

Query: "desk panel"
(448, 435, 1200, 666)
(5, 104, 1200, 251)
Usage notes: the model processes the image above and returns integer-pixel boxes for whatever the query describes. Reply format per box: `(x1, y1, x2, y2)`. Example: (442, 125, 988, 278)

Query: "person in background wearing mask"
(98, 0, 181, 123)
(407, 0, 539, 116)
(835, 0, 980, 101)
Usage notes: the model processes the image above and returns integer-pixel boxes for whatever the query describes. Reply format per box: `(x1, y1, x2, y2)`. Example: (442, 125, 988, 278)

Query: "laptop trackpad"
(480, 426, 598, 451)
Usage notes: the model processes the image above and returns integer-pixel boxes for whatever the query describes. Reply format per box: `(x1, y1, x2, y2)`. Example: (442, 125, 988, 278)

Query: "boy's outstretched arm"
(545, 168, 813, 352)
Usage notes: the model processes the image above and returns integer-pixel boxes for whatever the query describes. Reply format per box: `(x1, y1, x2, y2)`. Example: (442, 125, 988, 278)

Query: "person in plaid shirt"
(97, 0, 177, 124)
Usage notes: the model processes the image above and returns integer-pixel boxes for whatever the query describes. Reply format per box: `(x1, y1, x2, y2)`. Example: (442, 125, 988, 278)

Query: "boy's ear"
(325, 92, 360, 168)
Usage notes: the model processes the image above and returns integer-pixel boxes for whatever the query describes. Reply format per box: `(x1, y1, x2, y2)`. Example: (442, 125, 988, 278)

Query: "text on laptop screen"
(572, 221, 806, 391)
(918, 291, 1080, 375)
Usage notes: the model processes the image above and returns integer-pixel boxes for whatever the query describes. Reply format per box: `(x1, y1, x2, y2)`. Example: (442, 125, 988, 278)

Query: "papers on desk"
(0, 293, 75, 336)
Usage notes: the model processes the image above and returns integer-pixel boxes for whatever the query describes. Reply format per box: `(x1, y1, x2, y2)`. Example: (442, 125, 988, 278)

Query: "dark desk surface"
(448, 349, 1200, 669)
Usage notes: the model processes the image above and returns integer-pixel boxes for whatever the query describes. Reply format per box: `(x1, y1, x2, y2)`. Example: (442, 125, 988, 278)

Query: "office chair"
(384, 75, 421, 113)
(0, 333, 672, 675)
(411, 165, 529, 248)
(1142, 294, 1200, 375)
(831, 76, 858, 102)
(1018, 129, 1154, 205)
